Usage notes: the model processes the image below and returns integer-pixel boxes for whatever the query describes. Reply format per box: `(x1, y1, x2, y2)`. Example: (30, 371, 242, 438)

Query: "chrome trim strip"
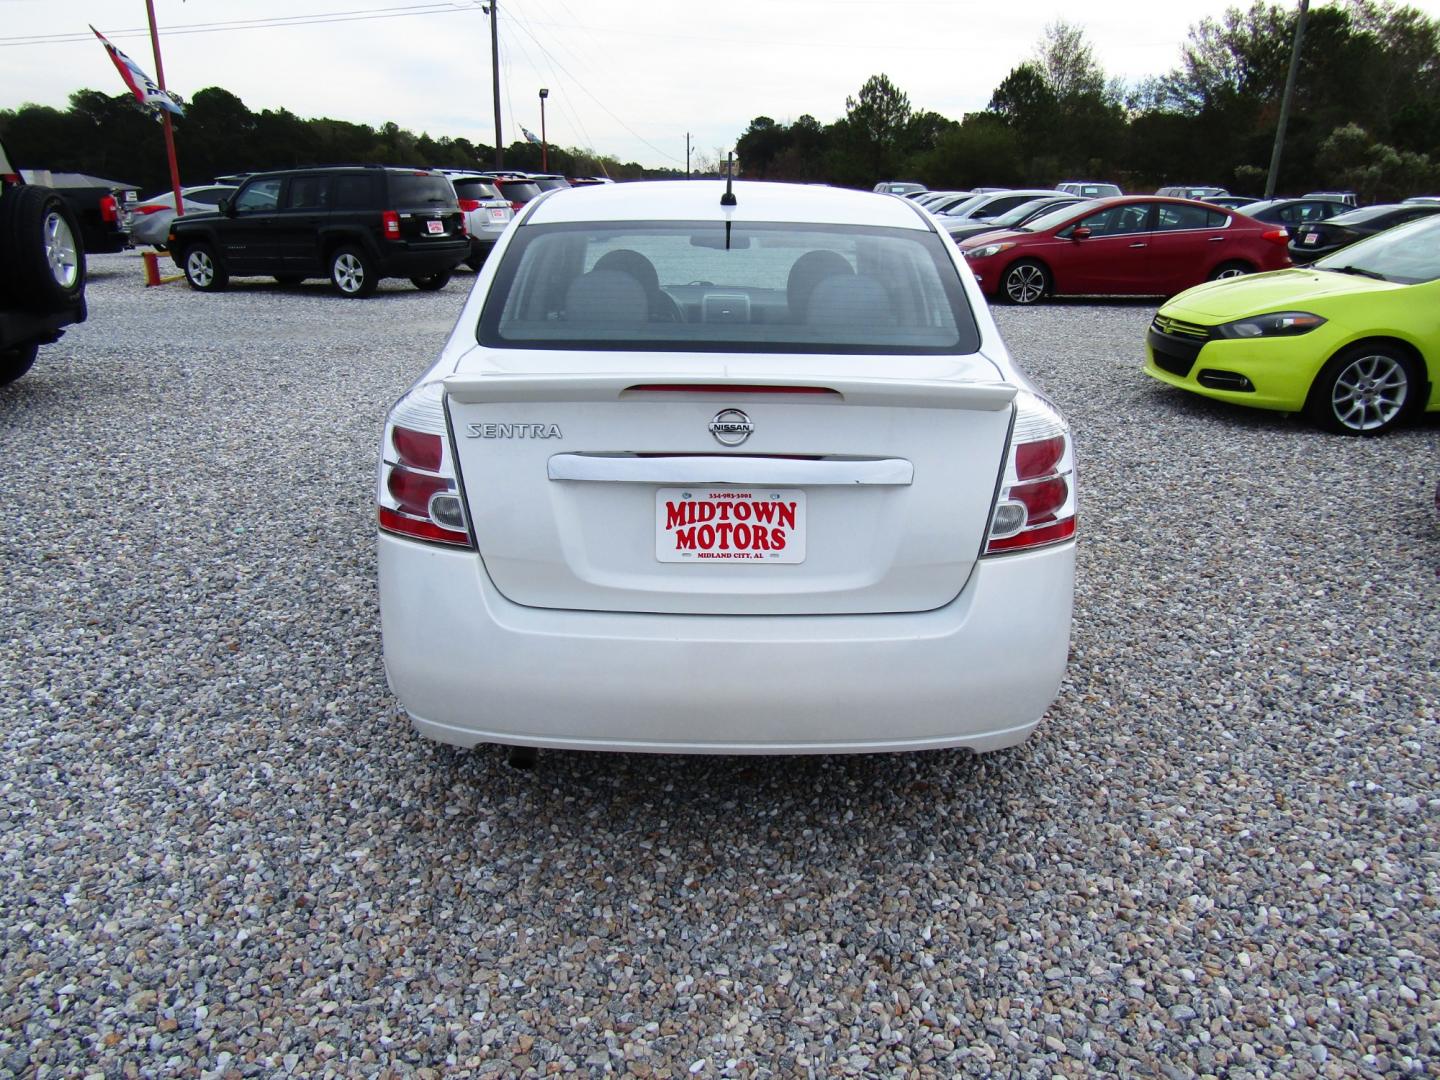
(547, 454, 915, 486)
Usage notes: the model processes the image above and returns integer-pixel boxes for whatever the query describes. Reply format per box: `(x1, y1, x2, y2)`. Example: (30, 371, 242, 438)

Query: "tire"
(330, 245, 377, 298)
(182, 243, 228, 291)
(0, 341, 39, 387)
(1208, 261, 1253, 281)
(0, 186, 86, 309)
(1305, 343, 1419, 436)
(411, 271, 452, 292)
(274, 274, 303, 285)
(1001, 259, 1049, 305)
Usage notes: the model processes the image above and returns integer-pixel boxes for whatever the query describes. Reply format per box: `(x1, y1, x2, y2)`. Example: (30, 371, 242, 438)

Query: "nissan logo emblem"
(709, 408, 753, 446)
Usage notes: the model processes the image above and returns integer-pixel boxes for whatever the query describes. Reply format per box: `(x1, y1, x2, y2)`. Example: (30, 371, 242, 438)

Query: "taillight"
(1261, 228, 1289, 245)
(457, 198, 481, 212)
(382, 210, 401, 239)
(985, 392, 1077, 555)
(457, 215, 468, 238)
(100, 195, 119, 223)
(134, 203, 168, 215)
(509, 201, 525, 211)
(377, 382, 471, 547)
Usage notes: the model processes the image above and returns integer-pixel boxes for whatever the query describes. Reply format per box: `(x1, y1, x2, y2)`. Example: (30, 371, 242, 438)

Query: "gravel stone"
(0, 256, 1436, 1077)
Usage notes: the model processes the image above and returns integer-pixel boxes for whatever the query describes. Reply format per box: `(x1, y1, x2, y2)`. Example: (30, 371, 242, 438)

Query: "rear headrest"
(805, 275, 897, 326)
(563, 269, 648, 325)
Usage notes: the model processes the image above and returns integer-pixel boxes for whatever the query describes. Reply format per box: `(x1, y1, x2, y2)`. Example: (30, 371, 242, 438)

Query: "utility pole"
(485, 1, 503, 168)
(686, 133, 691, 177)
(1265, 0, 1309, 198)
(539, 88, 549, 172)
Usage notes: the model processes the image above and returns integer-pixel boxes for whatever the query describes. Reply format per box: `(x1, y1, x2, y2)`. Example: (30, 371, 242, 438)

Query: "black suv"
(1, 138, 87, 386)
(167, 165, 468, 297)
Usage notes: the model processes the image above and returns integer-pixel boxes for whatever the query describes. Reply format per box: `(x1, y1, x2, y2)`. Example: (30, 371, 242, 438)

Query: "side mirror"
(1071, 226, 1092, 241)
(218, 198, 234, 217)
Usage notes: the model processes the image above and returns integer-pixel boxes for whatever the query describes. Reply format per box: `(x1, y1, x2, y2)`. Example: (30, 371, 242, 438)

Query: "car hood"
(956, 228, 1029, 251)
(1164, 267, 1399, 319)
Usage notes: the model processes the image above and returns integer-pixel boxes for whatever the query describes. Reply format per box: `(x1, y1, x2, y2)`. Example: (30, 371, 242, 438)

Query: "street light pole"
(539, 88, 549, 172)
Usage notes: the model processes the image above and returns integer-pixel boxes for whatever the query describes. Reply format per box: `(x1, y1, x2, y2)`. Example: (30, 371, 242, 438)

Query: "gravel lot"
(1, 253, 1437, 1079)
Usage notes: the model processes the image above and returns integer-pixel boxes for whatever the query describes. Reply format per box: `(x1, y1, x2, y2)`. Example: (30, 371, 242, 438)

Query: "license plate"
(655, 488, 806, 564)
(1303, 232, 1319, 245)
(488, 208, 507, 220)
(426, 220, 444, 235)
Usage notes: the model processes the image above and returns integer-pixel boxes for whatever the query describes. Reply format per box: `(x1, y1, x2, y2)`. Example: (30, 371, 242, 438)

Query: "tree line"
(737, 0, 1440, 200)
(0, 85, 677, 195)
(2, 0, 1437, 200)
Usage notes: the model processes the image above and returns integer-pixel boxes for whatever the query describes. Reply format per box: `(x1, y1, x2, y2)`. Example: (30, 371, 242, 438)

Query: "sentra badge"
(466, 423, 563, 439)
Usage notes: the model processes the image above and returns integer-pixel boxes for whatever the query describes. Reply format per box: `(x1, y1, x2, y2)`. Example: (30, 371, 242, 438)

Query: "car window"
(190, 187, 232, 205)
(453, 179, 502, 200)
(1155, 204, 1226, 231)
(389, 175, 458, 207)
(233, 178, 282, 213)
(479, 221, 979, 355)
(1076, 204, 1150, 236)
(284, 175, 329, 209)
(497, 181, 543, 203)
(333, 175, 379, 210)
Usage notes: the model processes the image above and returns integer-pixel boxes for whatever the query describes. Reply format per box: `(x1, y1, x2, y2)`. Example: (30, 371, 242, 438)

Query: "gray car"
(938, 189, 1068, 221)
(440, 173, 515, 269)
(129, 184, 236, 248)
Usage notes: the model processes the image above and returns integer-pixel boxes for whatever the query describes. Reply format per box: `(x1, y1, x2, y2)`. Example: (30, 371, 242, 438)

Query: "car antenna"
(720, 153, 736, 207)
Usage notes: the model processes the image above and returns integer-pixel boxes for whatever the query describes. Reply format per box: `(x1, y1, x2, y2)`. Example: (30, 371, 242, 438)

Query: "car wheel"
(1209, 261, 1253, 281)
(0, 185, 86, 309)
(330, 245, 377, 298)
(1001, 260, 1049, 305)
(274, 274, 303, 285)
(182, 243, 228, 291)
(1306, 344, 1419, 436)
(411, 271, 452, 292)
(0, 341, 40, 387)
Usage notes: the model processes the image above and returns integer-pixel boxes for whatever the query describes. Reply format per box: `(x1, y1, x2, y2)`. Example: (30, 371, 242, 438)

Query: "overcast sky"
(4, 0, 1440, 169)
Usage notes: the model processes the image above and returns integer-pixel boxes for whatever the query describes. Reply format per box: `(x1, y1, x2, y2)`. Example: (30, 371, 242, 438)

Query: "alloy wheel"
(1005, 264, 1046, 304)
(1331, 352, 1408, 432)
(187, 250, 214, 287)
(334, 253, 365, 293)
(44, 212, 80, 288)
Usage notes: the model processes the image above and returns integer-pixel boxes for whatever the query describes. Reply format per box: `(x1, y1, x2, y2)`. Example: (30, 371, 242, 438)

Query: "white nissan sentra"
(377, 180, 1075, 758)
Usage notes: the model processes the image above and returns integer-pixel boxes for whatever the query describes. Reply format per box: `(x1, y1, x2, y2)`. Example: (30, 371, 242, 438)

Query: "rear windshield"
(388, 174, 457, 207)
(531, 177, 572, 192)
(498, 181, 543, 203)
(452, 178, 502, 200)
(478, 220, 980, 354)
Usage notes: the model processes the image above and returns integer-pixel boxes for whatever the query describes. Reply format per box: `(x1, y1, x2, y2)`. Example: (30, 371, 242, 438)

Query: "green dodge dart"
(1145, 215, 1440, 435)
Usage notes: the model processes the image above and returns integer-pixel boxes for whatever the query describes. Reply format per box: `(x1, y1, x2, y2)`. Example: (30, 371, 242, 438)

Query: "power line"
(0, 3, 486, 47)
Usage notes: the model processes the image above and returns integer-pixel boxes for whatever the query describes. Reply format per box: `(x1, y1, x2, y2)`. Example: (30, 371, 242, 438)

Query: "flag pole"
(144, 0, 184, 216)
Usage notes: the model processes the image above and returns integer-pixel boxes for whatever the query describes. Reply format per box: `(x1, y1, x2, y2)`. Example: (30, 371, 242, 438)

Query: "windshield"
(1329, 204, 1409, 226)
(1021, 199, 1104, 233)
(1313, 215, 1440, 284)
(990, 198, 1072, 228)
(479, 220, 980, 354)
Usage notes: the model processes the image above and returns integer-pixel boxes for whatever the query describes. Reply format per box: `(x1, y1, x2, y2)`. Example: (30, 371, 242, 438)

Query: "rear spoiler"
(443, 373, 1017, 412)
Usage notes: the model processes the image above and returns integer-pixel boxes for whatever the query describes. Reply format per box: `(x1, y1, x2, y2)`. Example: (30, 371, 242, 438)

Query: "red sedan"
(957, 196, 1291, 304)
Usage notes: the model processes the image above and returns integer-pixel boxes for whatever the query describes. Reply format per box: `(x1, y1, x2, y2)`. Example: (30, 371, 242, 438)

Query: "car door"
(219, 176, 284, 272)
(1050, 202, 1154, 293)
(273, 174, 330, 273)
(1147, 202, 1231, 292)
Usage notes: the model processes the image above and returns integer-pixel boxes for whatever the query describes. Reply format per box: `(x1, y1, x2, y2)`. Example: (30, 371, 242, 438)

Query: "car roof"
(525, 180, 933, 230)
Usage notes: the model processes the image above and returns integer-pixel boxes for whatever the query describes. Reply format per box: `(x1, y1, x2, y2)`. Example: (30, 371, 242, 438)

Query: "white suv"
(377, 181, 1076, 760)
(439, 171, 514, 269)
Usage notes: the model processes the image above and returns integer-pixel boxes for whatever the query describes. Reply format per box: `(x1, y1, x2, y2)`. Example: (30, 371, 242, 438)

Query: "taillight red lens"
(393, 427, 442, 471)
(1262, 228, 1289, 245)
(100, 195, 119, 223)
(458, 198, 481, 212)
(382, 210, 401, 239)
(510, 201, 524, 211)
(135, 203, 167, 215)
(387, 465, 449, 517)
(1015, 435, 1065, 480)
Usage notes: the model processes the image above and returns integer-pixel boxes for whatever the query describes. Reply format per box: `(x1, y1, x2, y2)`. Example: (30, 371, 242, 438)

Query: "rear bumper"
(375, 241, 469, 278)
(0, 301, 86, 352)
(378, 534, 1075, 754)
